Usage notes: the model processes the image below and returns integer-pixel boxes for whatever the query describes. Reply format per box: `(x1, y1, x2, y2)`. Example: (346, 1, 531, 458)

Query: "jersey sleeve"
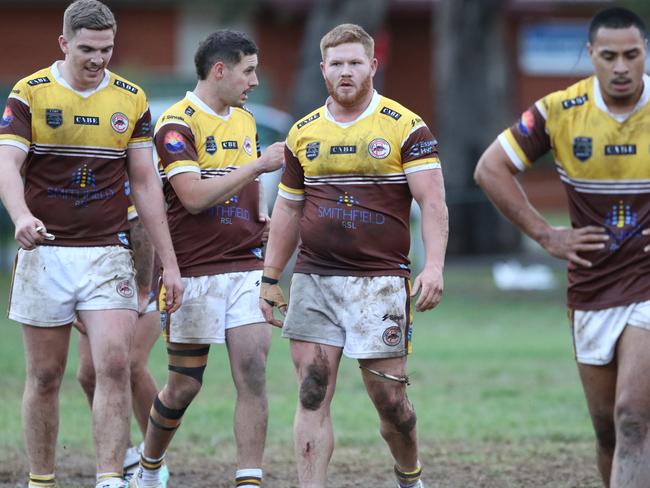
(278, 143, 305, 201)
(400, 122, 441, 174)
(497, 99, 551, 171)
(0, 80, 32, 152)
(155, 119, 199, 179)
(129, 107, 153, 149)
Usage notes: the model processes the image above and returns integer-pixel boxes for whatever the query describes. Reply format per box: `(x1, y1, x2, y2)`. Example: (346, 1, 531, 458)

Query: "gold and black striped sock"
(394, 464, 422, 488)
(28, 473, 55, 488)
(235, 468, 263, 487)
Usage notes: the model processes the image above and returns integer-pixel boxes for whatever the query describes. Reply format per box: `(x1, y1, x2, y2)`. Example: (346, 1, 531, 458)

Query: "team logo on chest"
(573, 136, 592, 162)
(205, 136, 217, 155)
(368, 138, 391, 159)
(306, 141, 320, 160)
(46, 108, 63, 128)
(110, 112, 129, 133)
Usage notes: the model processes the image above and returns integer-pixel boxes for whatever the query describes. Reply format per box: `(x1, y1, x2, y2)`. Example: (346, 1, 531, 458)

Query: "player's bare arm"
(168, 141, 285, 215)
(474, 139, 608, 267)
(127, 145, 183, 313)
(0, 145, 48, 250)
(259, 196, 304, 327)
(407, 169, 448, 312)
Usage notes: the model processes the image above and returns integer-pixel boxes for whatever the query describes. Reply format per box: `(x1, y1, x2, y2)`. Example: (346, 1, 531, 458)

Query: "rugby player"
(475, 7, 650, 488)
(129, 30, 284, 488)
(260, 23, 448, 488)
(0, 1, 182, 487)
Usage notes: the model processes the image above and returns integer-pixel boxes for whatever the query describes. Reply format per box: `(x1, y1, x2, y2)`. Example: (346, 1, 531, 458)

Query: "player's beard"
(326, 74, 373, 108)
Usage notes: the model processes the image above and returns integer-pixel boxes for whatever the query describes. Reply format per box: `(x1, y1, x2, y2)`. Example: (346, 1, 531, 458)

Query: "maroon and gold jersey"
(154, 91, 264, 277)
(499, 75, 650, 309)
(280, 91, 441, 277)
(0, 62, 152, 247)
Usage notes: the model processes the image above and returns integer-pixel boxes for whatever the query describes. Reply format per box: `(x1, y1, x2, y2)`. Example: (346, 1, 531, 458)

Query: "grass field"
(0, 258, 602, 487)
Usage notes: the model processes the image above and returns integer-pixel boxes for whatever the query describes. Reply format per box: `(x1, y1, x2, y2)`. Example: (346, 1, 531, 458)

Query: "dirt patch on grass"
(0, 440, 602, 488)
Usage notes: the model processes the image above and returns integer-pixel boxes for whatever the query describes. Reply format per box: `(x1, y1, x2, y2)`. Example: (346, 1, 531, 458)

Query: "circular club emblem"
(110, 112, 129, 134)
(116, 280, 134, 298)
(368, 138, 391, 159)
(0, 106, 13, 127)
(244, 136, 253, 156)
(382, 326, 402, 346)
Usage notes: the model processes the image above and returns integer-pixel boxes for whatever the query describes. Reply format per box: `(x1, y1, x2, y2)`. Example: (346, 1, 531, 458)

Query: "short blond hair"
(63, 0, 116, 39)
(320, 23, 374, 60)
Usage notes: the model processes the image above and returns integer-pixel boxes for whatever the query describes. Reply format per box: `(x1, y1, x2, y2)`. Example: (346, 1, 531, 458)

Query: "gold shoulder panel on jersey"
(541, 76, 593, 122)
(13, 67, 53, 103)
(154, 99, 191, 133)
(287, 107, 324, 150)
(234, 106, 256, 123)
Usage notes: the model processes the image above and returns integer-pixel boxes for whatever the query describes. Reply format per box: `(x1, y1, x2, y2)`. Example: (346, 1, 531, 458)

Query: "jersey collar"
(324, 90, 381, 127)
(593, 74, 650, 122)
(185, 91, 232, 121)
(50, 61, 110, 98)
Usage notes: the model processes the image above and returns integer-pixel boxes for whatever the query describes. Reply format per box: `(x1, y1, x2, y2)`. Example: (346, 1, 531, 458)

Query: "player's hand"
(411, 266, 443, 312)
(72, 316, 87, 335)
(540, 225, 608, 268)
(257, 142, 285, 174)
(161, 266, 183, 313)
(259, 214, 271, 243)
(259, 282, 287, 328)
(15, 214, 46, 250)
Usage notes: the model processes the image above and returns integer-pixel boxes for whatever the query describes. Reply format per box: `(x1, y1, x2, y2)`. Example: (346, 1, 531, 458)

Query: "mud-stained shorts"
(571, 300, 650, 365)
(8, 245, 137, 327)
(282, 273, 412, 359)
(164, 270, 265, 344)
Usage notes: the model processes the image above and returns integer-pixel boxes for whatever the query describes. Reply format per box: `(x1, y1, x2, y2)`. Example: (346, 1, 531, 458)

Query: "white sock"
(140, 453, 165, 487)
(235, 468, 263, 487)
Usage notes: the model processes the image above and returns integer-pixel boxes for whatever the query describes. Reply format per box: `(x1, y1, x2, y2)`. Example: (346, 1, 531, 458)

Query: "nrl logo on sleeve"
(573, 136, 592, 162)
(306, 141, 320, 160)
(184, 106, 195, 117)
(205, 135, 217, 155)
(45, 108, 63, 128)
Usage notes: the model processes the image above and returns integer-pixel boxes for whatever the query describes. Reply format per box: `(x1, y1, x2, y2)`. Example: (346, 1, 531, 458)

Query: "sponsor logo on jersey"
(306, 141, 320, 160)
(27, 77, 50, 86)
(380, 106, 402, 120)
(164, 130, 186, 153)
(573, 136, 592, 162)
(47, 164, 114, 207)
(116, 279, 135, 298)
(163, 114, 184, 122)
(46, 108, 63, 128)
(222, 140, 239, 150)
(517, 110, 535, 136)
(330, 145, 356, 154)
(124, 180, 131, 196)
(605, 200, 640, 251)
(368, 138, 391, 159)
(337, 192, 358, 207)
(141, 121, 152, 134)
(0, 106, 13, 127)
(383, 313, 405, 322)
(71, 163, 96, 188)
(110, 112, 129, 133)
(11, 89, 20, 95)
(114, 79, 138, 94)
(250, 247, 263, 259)
(244, 136, 253, 155)
(382, 326, 402, 346)
(562, 93, 588, 109)
(225, 195, 239, 205)
(74, 115, 100, 125)
(117, 232, 129, 246)
(297, 112, 320, 129)
(205, 136, 217, 155)
(408, 139, 437, 158)
(184, 106, 195, 117)
(605, 144, 636, 155)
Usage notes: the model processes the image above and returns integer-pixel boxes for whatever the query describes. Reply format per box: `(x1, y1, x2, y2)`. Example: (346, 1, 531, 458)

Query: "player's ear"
(211, 61, 226, 80)
(59, 35, 68, 55)
(320, 60, 326, 79)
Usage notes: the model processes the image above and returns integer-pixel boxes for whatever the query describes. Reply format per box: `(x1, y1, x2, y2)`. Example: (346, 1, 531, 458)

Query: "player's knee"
(164, 378, 202, 409)
(377, 394, 417, 436)
(591, 412, 616, 454)
(615, 403, 650, 447)
(28, 364, 65, 395)
(238, 354, 267, 397)
(299, 362, 330, 411)
(95, 350, 130, 384)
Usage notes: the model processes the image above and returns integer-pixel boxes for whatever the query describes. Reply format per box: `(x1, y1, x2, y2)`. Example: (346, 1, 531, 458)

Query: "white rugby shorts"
(8, 245, 137, 327)
(571, 300, 650, 365)
(164, 270, 265, 344)
(282, 273, 412, 359)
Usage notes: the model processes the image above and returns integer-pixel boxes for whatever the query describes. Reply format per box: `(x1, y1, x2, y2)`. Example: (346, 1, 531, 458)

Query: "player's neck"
(193, 82, 230, 116)
(327, 89, 374, 123)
